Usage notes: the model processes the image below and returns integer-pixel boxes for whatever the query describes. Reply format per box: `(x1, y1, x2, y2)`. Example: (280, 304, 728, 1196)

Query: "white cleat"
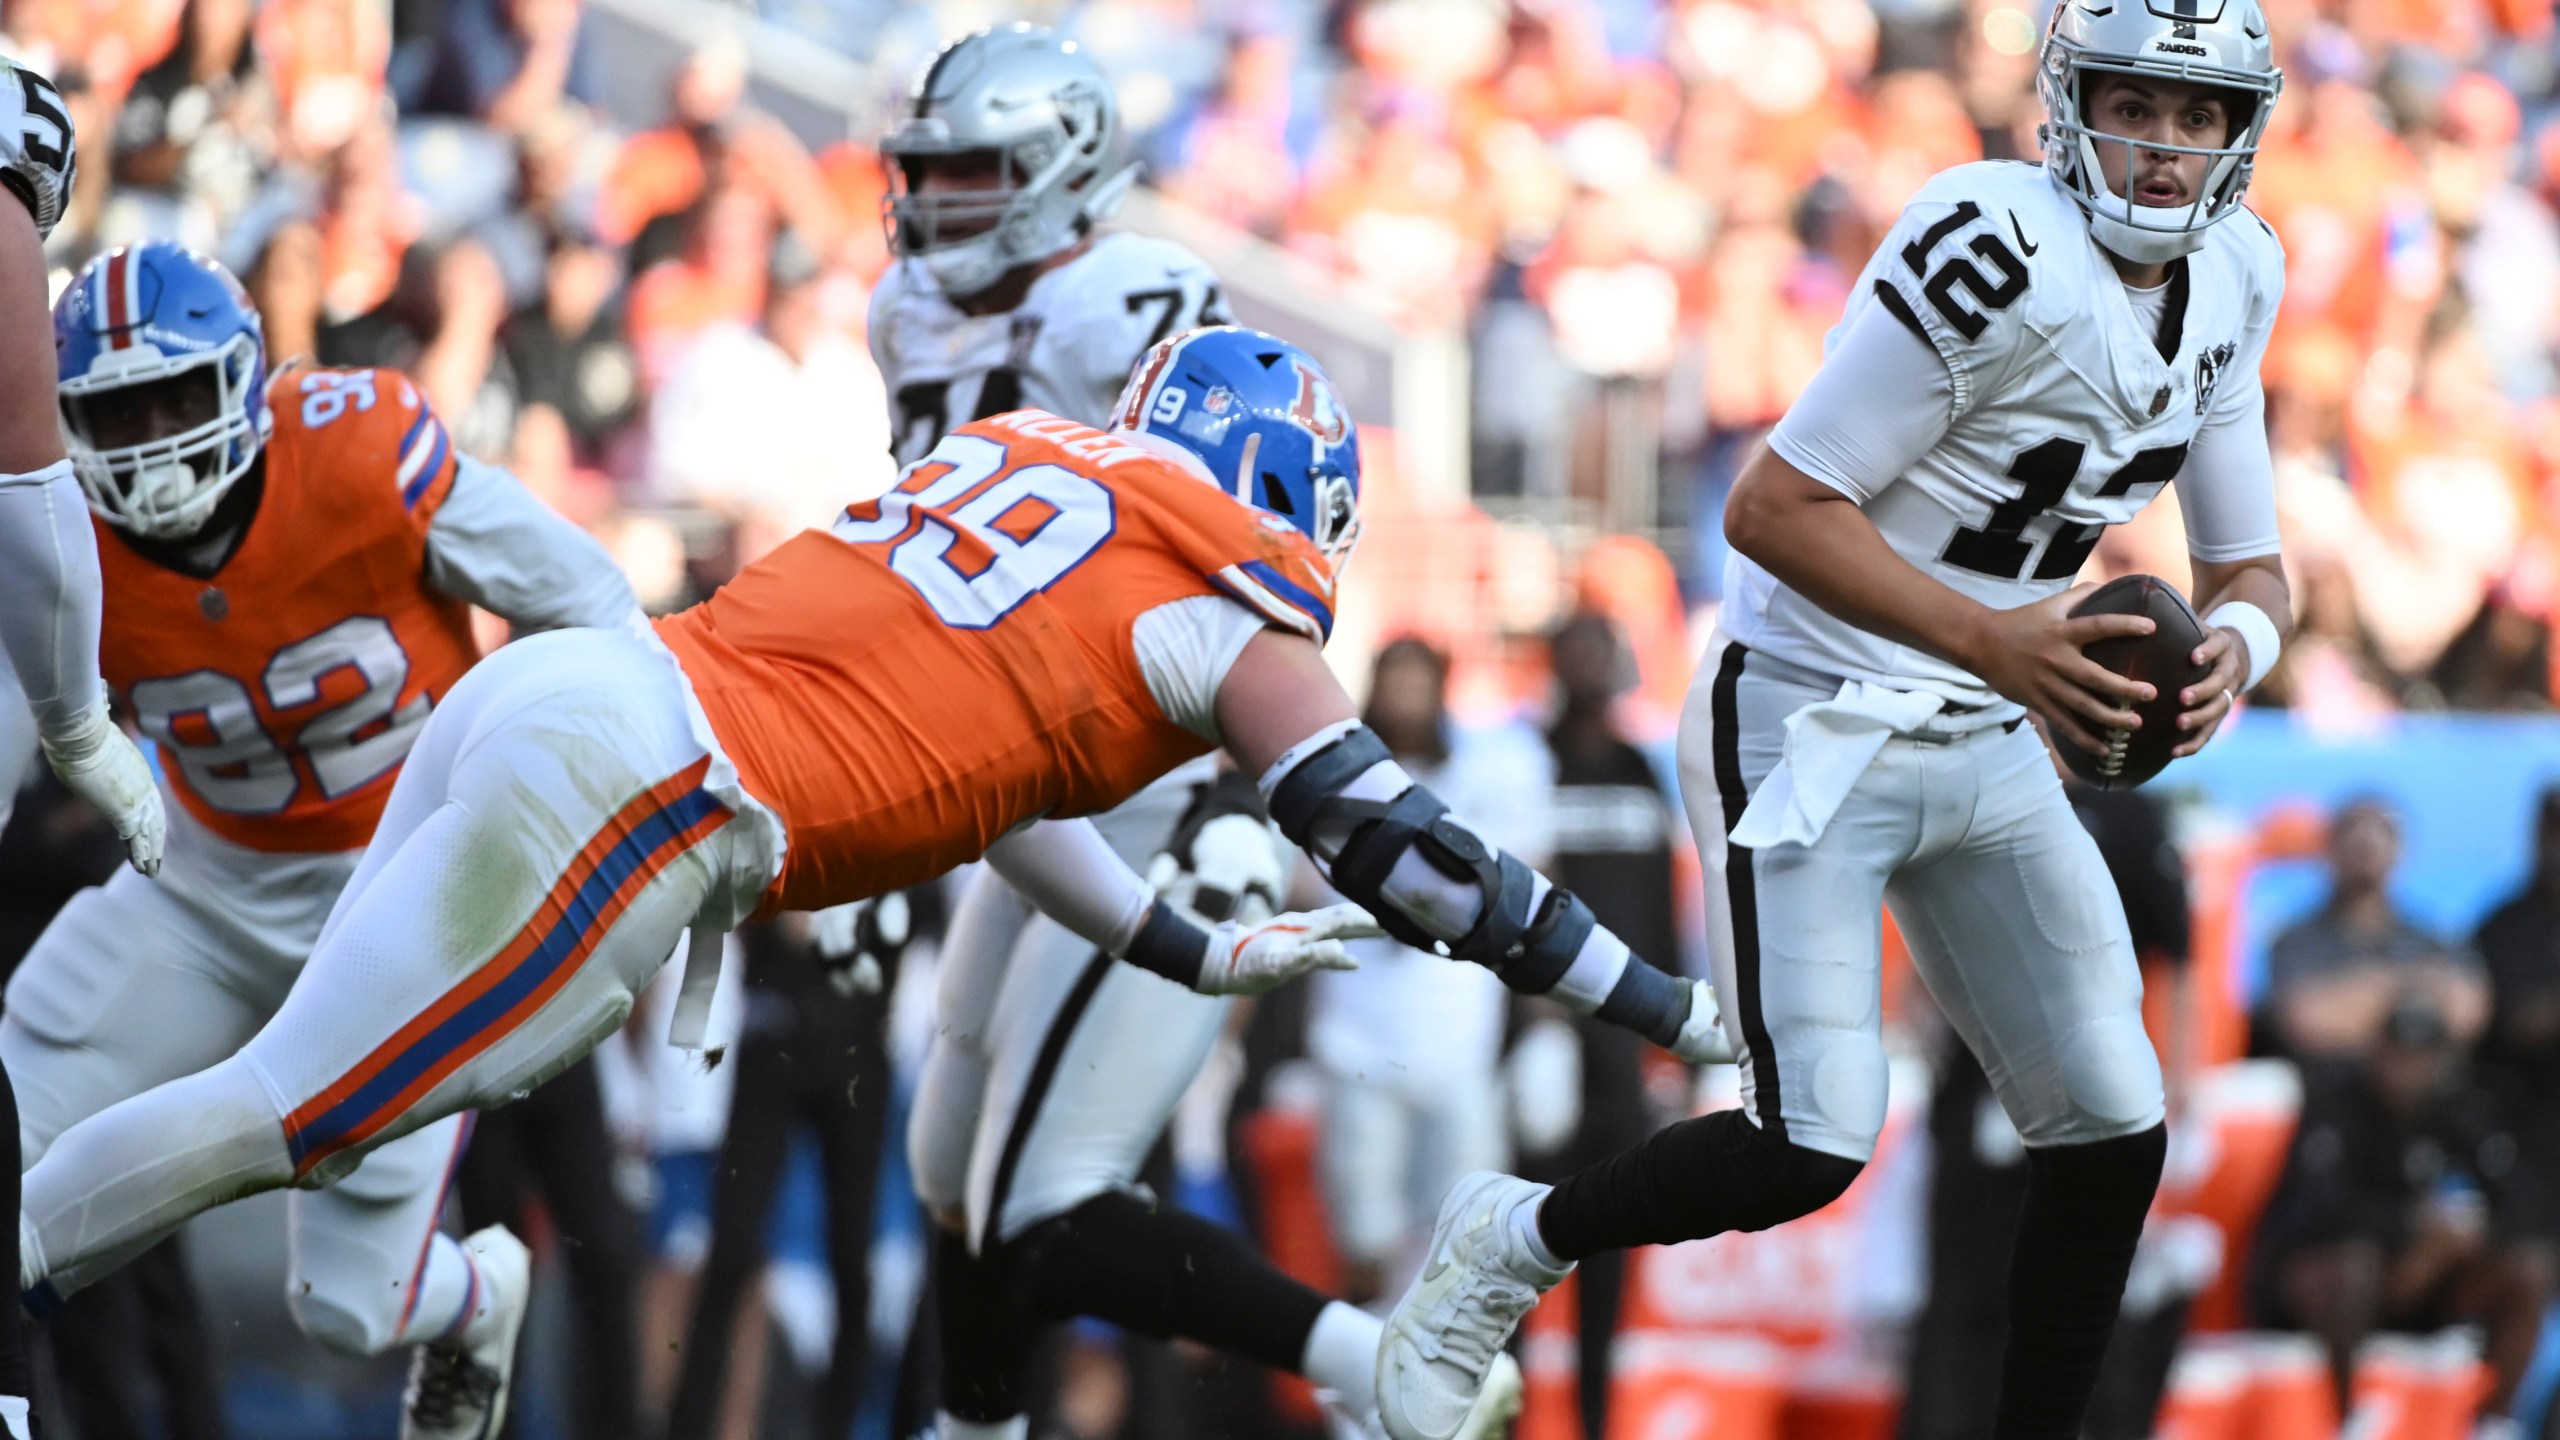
(401, 1225, 530, 1440)
(1377, 1173, 1568, 1440)
(1322, 1352, 1523, 1440)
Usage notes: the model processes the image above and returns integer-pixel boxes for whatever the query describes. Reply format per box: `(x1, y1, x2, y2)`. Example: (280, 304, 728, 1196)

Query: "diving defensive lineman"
(1377, 5, 2293, 1440)
(10, 242, 639, 1440)
(869, 27, 1519, 1440)
(14, 330, 1731, 1374)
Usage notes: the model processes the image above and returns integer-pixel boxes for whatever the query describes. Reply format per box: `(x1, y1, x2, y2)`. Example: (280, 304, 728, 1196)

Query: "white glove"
(1669, 978, 1736, 1064)
(811, 893, 904, 997)
(1190, 903, 1378, 996)
(40, 700, 163, 877)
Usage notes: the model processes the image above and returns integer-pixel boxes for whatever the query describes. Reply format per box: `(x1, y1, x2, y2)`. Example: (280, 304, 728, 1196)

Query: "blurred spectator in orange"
(596, 38, 845, 267)
(2260, 797, 2490, 1062)
(253, 0, 386, 159)
(626, 180, 769, 390)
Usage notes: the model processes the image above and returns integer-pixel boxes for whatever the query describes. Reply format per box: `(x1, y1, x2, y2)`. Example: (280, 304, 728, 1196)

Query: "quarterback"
(14, 329, 1730, 1392)
(1377, 5, 2293, 1440)
(871, 28, 1522, 1440)
(10, 242, 638, 1440)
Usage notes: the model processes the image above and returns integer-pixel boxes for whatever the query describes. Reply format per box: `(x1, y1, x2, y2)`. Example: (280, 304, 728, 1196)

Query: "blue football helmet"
(1109, 326, 1362, 569)
(56, 242, 272, 538)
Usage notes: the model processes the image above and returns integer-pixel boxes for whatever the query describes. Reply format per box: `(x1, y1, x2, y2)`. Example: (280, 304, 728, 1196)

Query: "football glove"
(1669, 978, 1735, 1064)
(1190, 903, 1377, 996)
(810, 891, 911, 997)
(40, 700, 162, 877)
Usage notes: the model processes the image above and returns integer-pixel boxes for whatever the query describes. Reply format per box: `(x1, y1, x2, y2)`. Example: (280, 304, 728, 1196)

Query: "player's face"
(2084, 74, 2231, 210)
(905, 150, 1010, 242)
(64, 366, 222, 452)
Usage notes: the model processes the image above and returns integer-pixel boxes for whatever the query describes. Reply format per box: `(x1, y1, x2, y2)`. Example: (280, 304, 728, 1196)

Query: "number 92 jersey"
(97, 368, 477, 855)
(0, 58, 74, 238)
(1731, 160, 2285, 708)
(869, 232, 1229, 467)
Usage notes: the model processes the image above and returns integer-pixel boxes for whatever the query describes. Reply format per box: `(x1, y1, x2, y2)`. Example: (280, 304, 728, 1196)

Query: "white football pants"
(908, 761, 1236, 1251)
(1679, 637, 2164, 1165)
(18, 624, 762, 1302)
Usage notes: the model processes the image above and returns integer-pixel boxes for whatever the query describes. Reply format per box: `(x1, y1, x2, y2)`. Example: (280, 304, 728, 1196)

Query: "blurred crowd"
(6, 0, 2560, 1435)
(6, 0, 2558, 713)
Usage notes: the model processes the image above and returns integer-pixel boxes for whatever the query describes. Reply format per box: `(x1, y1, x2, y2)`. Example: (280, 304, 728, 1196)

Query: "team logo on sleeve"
(2193, 340, 2237, 416)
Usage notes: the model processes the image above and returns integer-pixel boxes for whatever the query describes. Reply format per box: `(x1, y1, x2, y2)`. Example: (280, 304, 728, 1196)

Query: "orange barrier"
(2348, 1334, 2494, 1440)
(1606, 1333, 1790, 1440)
(1235, 1104, 1338, 1428)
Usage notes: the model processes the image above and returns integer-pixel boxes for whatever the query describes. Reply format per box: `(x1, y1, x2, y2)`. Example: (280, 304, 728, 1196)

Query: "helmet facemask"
(2039, 33, 2282, 266)
(880, 32, 1138, 300)
(61, 331, 269, 539)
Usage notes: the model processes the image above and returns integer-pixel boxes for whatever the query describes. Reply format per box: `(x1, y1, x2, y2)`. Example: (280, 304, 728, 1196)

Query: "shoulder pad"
(0, 61, 75, 239)
(1873, 170, 2045, 351)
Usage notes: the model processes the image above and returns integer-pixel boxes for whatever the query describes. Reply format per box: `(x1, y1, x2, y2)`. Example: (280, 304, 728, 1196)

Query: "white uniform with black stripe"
(1687, 160, 2284, 1163)
(887, 232, 1278, 1248)
(868, 232, 1228, 469)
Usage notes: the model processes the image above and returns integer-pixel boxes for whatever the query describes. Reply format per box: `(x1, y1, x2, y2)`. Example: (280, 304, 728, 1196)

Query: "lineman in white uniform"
(1376, 5, 2294, 1440)
(0, 58, 156, 1440)
(881, 27, 1522, 1440)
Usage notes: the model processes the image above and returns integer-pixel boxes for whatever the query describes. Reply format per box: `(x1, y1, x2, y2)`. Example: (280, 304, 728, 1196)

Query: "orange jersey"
(99, 367, 477, 854)
(656, 409, 1337, 914)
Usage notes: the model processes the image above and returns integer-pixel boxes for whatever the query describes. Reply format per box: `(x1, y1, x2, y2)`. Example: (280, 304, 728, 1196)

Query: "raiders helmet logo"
(2194, 340, 2238, 415)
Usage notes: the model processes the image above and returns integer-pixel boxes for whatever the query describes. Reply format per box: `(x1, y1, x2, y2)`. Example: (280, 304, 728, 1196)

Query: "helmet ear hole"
(1262, 474, 1294, 514)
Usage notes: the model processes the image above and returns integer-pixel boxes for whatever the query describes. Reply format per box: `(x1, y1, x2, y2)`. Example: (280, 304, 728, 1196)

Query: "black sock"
(1992, 1124, 2167, 1440)
(0, 1060, 28, 1404)
(1537, 1108, 1863, 1261)
(1016, 1190, 1328, 1372)
(934, 1227, 1037, 1423)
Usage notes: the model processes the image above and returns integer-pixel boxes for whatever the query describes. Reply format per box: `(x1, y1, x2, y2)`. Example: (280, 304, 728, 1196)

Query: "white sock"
(938, 1411, 1027, 1440)
(1508, 1190, 1567, 1274)
(407, 1233, 481, 1346)
(1300, 1301, 1384, 1413)
(0, 1395, 28, 1440)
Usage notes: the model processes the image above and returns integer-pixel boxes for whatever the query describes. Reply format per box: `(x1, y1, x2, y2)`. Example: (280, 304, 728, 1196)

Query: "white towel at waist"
(1728, 681, 1948, 849)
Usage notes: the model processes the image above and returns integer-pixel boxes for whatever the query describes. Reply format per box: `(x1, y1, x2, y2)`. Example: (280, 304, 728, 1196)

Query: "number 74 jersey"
(1727, 160, 2285, 708)
(97, 367, 477, 854)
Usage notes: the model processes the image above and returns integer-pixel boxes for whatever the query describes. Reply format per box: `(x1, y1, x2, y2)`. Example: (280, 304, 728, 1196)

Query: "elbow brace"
(1260, 723, 1691, 1047)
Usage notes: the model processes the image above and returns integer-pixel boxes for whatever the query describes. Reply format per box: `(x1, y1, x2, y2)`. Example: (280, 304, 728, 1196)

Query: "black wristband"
(1119, 898, 1208, 989)
(1594, 960, 1690, 1050)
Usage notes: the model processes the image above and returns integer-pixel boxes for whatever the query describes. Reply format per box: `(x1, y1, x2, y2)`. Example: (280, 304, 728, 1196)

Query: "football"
(2061, 574, 2214, 790)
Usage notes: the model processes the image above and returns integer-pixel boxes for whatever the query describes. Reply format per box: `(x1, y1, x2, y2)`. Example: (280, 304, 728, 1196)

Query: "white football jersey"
(868, 231, 1230, 467)
(1730, 160, 2285, 710)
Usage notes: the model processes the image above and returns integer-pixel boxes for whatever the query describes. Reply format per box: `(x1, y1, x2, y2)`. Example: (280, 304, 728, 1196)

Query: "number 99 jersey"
(97, 367, 476, 854)
(0, 58, 74, 237)
(869, 232, 1229, 467)
(1728, 160, 2285, 709)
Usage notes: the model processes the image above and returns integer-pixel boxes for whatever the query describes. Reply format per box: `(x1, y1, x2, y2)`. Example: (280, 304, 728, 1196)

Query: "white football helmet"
(881, 25, 1139, 299)
(2038, 0, 2284, 266)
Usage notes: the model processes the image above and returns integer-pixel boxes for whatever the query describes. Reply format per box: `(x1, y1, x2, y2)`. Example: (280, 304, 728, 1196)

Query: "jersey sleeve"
(1859, 178, 2041, 418)
(2173, 215, 2287, 564)
(0, 459, 104, 734)
(423, 453, 640, 630)
(0, 61, 75, 239)
(1766, 295, 1958, 503)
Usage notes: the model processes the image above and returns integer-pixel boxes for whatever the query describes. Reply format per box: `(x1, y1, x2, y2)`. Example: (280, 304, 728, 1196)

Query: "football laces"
(2098, 727, 2131, 778)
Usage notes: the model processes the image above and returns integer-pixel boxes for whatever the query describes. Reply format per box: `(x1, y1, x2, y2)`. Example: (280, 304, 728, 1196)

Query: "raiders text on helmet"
(882, 26, 1140, 299)
(2038, 0, 2283, 266)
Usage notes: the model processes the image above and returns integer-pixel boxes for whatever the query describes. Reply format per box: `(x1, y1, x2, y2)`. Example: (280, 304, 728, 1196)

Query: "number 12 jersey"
(1732, 160, 2286, 709)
